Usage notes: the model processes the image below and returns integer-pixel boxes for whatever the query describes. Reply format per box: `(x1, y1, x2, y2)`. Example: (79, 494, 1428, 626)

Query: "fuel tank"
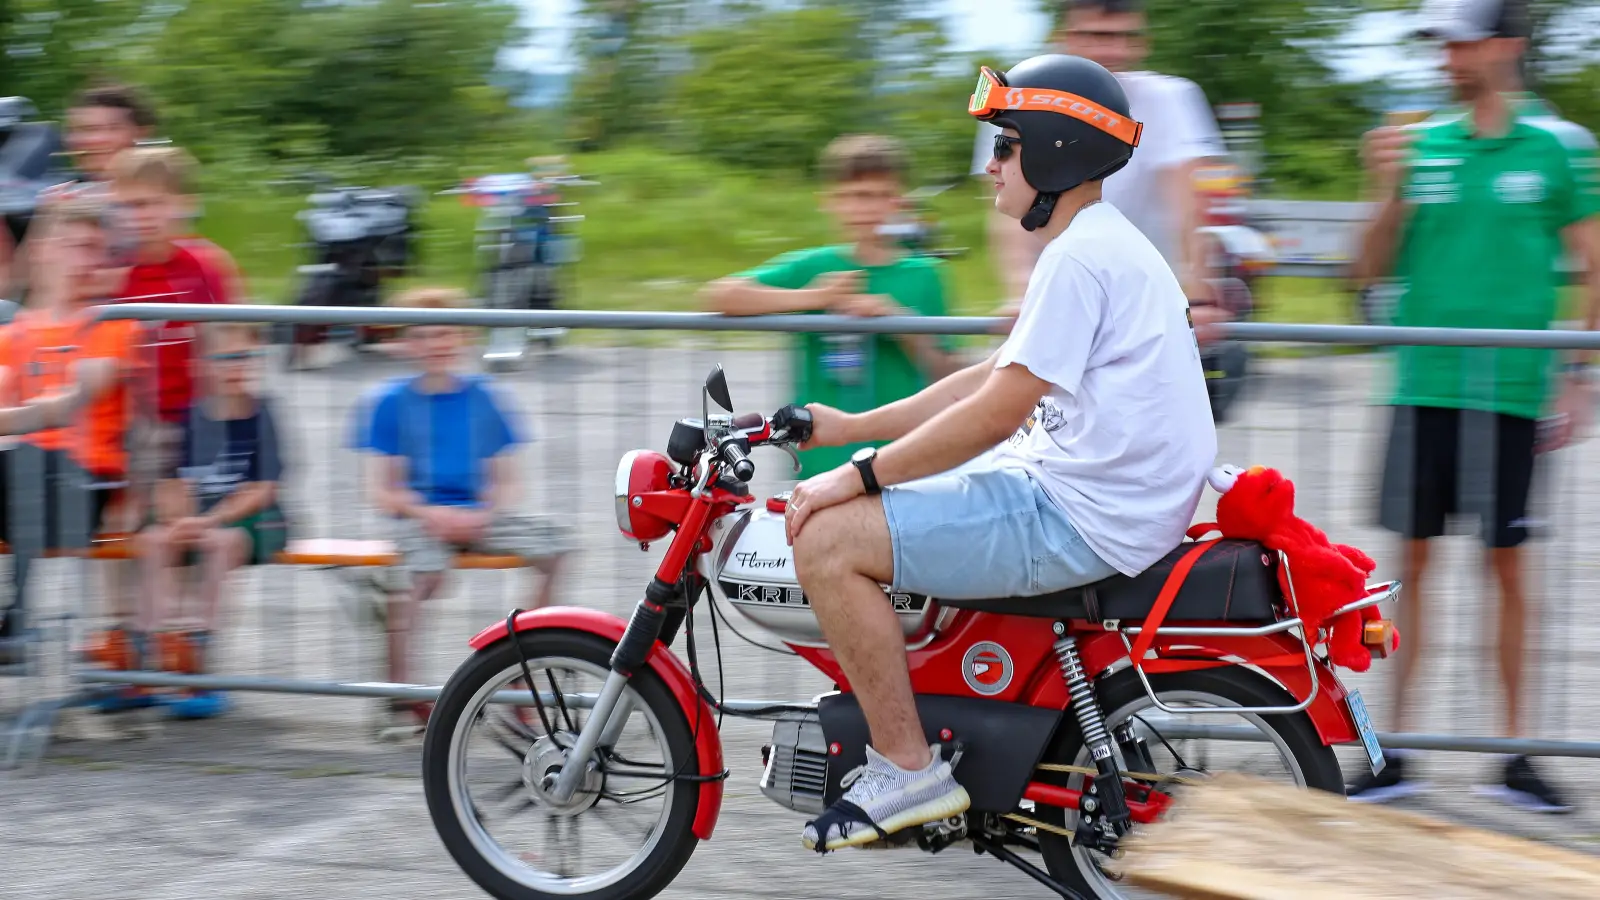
(699, 506, 940, 648)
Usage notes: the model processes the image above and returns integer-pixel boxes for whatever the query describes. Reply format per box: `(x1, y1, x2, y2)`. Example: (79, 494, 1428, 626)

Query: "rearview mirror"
(705, 364, 733, 413)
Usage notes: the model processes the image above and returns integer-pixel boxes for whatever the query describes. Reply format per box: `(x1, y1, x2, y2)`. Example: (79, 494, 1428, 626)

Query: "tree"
(1033, 0, 1375, 196)
(285, 0, 524, 159)
(566, 0, 732, 150)
(1, 0, 150, 118)
(132, 0, 524, 165)
(667, 6, 875, 173)
(875, 19, 996, 184)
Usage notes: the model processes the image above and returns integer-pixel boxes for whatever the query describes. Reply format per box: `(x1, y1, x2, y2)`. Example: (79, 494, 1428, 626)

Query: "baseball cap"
(1411, 0, 1530, 41)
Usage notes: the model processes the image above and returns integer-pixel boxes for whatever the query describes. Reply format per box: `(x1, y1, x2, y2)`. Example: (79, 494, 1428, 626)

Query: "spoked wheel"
(1032, 667, 1344, 900)
(422, 631, 701, 900)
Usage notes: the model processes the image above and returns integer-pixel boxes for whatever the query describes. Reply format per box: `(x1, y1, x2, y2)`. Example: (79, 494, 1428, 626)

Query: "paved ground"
(3, 339, 1599, 899)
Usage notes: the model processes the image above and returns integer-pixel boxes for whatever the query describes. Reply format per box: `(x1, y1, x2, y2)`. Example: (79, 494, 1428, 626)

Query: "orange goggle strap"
(968, 66, 1143, 148)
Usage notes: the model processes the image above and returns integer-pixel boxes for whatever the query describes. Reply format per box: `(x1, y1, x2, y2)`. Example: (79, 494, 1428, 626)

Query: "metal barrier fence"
(4, 303, 1600, 769)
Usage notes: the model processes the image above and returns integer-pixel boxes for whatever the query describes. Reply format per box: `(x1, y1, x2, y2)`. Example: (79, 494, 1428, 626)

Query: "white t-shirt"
(986, 202, 1217, 576)
(973, 71, 1226, 268)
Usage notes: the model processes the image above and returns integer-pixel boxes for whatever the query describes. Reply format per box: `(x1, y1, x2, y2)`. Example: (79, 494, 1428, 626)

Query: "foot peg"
(855, 815, 968, 853)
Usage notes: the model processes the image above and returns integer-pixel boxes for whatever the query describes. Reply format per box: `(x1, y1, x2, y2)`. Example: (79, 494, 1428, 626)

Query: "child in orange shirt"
(0, 196, 142, 660)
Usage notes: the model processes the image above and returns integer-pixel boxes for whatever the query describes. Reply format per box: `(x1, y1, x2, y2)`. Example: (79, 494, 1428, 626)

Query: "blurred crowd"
(0, 84, 576, 735)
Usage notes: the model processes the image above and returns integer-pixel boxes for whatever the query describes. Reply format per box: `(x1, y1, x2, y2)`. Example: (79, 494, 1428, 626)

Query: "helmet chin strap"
(1020, 191, 1060, 232)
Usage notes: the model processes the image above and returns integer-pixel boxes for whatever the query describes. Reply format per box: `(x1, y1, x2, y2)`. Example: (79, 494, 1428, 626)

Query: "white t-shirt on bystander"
(986, 202, 1217, 576)
(973, 71, 1226, 269)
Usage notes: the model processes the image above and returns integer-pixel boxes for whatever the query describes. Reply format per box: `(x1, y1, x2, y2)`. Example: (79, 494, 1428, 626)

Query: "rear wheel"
(422, 630, 702, 900)
(1034, 666, 1344, 899)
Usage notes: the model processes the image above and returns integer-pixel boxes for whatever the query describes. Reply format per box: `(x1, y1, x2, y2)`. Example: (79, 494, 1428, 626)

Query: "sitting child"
(135, 322, 287, 718)
(353, 287, 575, 736)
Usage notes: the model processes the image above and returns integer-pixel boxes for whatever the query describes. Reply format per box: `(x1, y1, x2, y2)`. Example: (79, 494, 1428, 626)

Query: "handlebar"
(721, 441, 755, 483)
(704, 405, 813, 486)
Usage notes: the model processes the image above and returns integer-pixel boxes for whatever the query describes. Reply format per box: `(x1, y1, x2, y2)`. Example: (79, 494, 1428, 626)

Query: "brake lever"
(777, 443, 802, 475)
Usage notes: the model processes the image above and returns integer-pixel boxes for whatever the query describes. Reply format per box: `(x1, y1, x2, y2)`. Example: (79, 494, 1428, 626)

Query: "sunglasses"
(1066, 28, 1146, 41)
(207, 349, 259, 363)
(992, 134, 1023, 162)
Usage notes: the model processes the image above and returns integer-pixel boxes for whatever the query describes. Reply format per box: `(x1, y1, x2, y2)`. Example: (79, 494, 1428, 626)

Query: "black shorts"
(1377, 405, 1539, 548)
(0, 446, 118, 553)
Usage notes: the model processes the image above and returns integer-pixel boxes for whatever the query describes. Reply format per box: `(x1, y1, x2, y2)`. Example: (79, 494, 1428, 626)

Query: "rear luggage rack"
(1107, 551, 1401, 715)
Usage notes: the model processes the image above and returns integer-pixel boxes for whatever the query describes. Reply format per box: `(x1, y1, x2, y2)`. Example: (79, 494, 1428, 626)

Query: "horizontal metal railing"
(97, 302, 1600, 348)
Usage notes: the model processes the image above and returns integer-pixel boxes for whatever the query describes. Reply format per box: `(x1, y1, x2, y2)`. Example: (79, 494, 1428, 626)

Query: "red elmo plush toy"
(1187, 465, 1395, 672)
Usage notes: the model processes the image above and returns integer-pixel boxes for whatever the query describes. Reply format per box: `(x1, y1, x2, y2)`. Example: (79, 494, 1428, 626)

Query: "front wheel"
(422, 630, 701, 900)
(1035, 666, 1344, 900)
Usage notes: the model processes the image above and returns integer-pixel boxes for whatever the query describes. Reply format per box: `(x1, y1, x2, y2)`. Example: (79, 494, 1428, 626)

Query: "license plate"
(1347, 689, 1385, 776)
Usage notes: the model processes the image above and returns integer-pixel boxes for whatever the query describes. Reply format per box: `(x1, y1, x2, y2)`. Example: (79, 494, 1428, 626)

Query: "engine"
(759, 709, 829, 815)
(700, 505, 940, 648)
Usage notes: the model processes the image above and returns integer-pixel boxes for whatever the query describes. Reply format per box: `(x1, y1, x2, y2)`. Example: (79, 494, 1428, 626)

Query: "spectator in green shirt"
(1350, 0, 1600, 812)
(702, 134, 962, 477)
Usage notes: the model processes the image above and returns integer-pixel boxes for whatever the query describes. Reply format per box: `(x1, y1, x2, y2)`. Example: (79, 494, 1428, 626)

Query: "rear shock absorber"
(1053, 633, 1132, 840)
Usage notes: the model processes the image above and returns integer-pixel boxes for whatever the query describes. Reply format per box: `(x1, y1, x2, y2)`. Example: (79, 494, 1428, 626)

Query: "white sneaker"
(801, 744, 970, 853)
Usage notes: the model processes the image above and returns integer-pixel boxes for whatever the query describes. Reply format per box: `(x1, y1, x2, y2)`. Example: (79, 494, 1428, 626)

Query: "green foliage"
(667, 6, 875, 173)
(660, 5, 985, 183)
(1542, 65, 1600, 135)
(2, 0, 149, 117)
(566, 0, 670, 150)
(1027, 0, 1378, 195)
(197, 145, 1354, 327)
(1141, 0, 1373, 198)
(5, 0, 524, 167)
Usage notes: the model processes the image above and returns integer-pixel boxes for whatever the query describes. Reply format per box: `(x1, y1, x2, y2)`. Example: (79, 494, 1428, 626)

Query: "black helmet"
(969, 55, 1142, 230)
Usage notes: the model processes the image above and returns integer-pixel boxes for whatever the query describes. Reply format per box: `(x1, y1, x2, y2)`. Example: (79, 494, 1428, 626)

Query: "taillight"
(1363, 619, 1399, 659)
(614, 450, 676, 542)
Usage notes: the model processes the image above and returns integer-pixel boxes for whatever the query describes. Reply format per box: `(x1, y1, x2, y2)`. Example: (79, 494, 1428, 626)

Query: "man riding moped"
(786, 53, 1217, 852)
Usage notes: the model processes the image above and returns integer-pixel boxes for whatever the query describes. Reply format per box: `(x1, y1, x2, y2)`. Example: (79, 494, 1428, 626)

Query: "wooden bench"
(0, 536, 528, 569)
(272, 538, 528, 570)
(1116, 773, 1600, 899)
(0, 534, 136, 561)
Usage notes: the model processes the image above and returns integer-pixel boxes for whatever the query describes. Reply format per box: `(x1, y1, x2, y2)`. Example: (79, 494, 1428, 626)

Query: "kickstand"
(971, 835, 1093, 900)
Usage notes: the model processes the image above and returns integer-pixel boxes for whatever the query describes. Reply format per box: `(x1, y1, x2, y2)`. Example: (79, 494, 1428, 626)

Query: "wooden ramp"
(1115, 774, 1600, 899)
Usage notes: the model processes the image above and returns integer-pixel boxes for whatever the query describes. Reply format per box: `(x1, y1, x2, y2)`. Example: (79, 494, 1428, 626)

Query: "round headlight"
(615, 450, 676, 542)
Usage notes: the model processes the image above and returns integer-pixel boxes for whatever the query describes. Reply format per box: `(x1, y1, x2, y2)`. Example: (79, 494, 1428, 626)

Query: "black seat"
(938, 539, 1283, 624)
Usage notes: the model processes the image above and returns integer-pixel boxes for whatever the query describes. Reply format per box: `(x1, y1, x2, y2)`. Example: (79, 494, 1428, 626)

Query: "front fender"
(1028, 630, 1358, 747)
(469, 607, 725, 840)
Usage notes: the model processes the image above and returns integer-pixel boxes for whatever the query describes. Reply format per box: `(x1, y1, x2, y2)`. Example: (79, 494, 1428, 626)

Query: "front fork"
(1053, 632, 1142, 852)
(546, 576, 684, 803)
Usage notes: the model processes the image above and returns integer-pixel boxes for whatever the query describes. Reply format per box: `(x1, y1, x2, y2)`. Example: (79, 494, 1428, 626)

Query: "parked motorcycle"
(422, 365, 1400, 900)
(444, 162, 595, 371)
(282, 177, 421, 368)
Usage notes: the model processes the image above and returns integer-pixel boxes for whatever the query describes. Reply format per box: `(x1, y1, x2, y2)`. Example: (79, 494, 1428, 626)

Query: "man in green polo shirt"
(703, 134, 961, 477)
(1351, 0, 1600, 811)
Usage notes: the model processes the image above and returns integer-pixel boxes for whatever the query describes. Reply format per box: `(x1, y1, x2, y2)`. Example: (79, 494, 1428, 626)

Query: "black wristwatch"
(851, 447, 882, 495)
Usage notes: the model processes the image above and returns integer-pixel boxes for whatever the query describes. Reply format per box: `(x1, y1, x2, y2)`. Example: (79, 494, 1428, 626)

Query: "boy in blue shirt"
(353, 287, 574, 733)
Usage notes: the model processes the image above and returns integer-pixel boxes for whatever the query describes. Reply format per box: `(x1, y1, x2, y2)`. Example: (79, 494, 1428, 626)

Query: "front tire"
(1035, 666, 1344, 899)
(422, 630, 702, 900)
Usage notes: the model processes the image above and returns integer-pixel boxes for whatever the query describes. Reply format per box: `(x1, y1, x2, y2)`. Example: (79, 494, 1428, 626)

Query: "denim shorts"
(880, 461, 1117, 600)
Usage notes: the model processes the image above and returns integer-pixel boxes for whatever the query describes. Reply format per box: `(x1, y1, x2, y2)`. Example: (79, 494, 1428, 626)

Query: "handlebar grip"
(722, 442, 756, 482)
(773, 405, 813, 444)
(731, 412, 765, 430)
